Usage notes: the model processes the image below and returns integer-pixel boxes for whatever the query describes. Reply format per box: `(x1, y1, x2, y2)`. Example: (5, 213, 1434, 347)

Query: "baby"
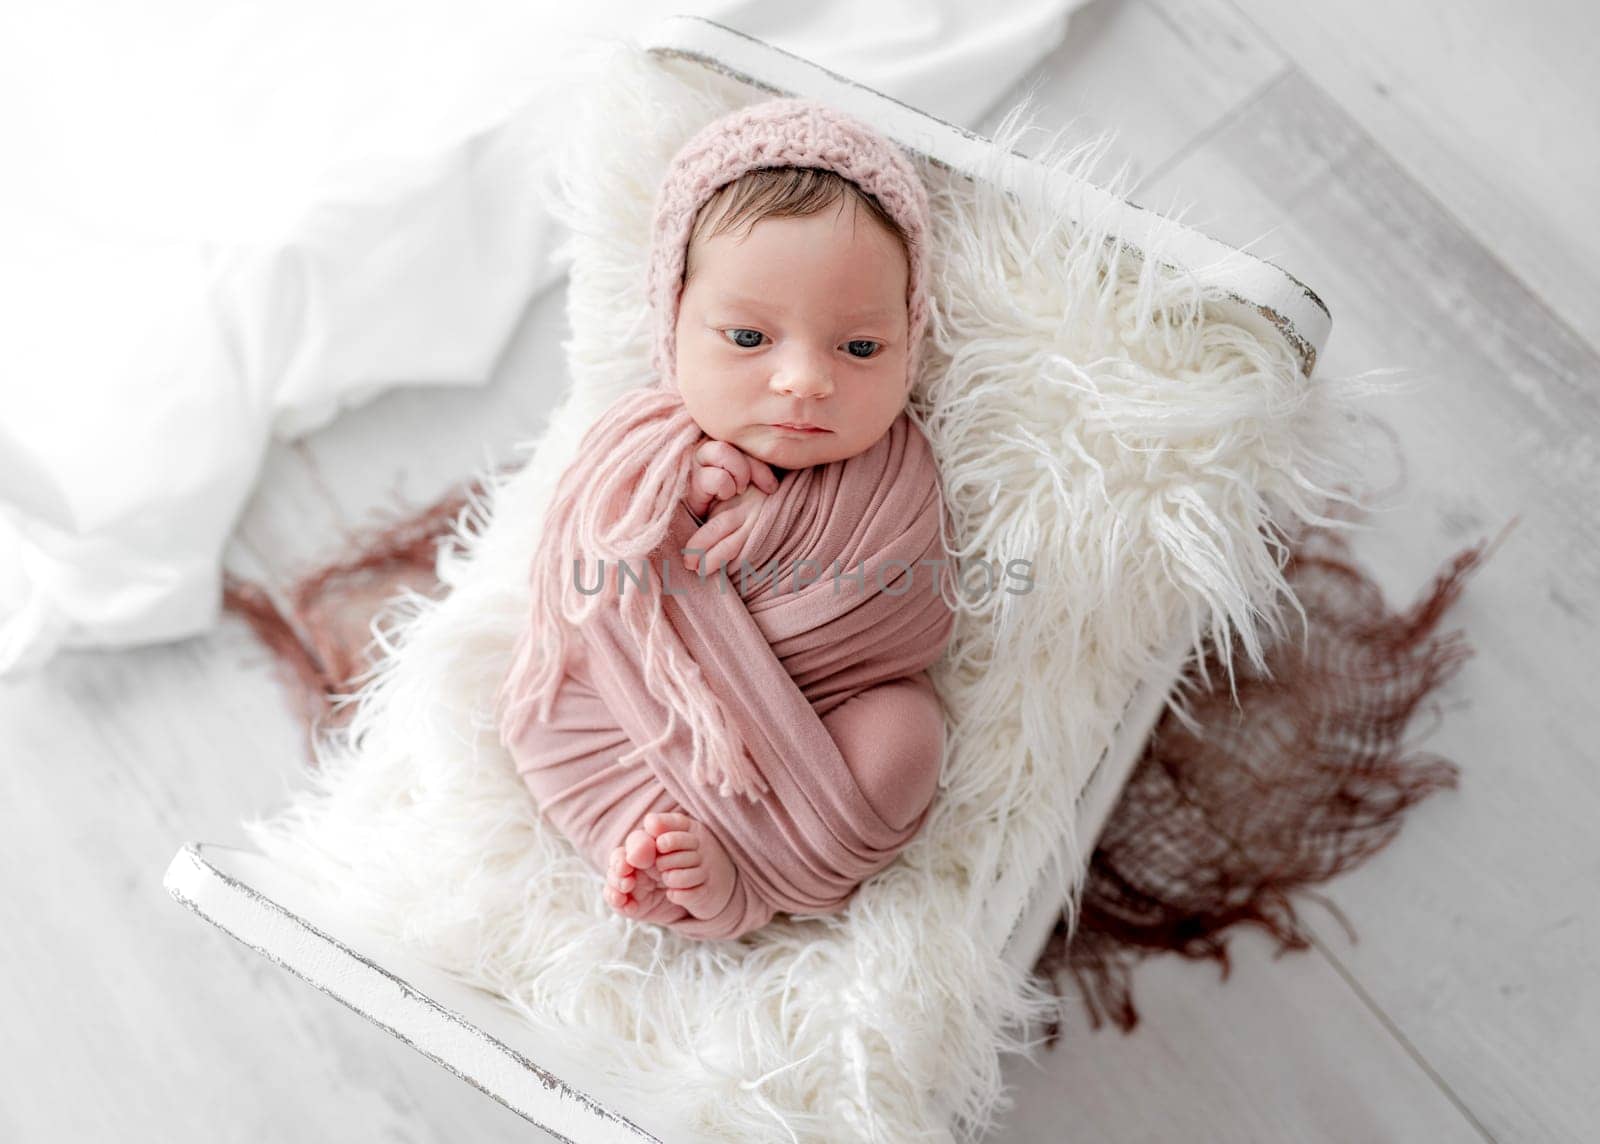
(499, 99, 955, 940)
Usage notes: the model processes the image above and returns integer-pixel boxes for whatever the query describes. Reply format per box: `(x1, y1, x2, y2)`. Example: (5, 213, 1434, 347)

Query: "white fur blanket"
(243, 40, 1380, 1142)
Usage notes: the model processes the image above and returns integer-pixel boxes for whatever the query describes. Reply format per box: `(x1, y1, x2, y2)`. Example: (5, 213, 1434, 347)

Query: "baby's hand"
(685, 438, 780, 520)
(684, 485, 769, 578)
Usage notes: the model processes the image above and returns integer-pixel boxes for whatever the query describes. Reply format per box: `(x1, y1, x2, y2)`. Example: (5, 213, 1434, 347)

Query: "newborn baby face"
(673, 197, 911, 470)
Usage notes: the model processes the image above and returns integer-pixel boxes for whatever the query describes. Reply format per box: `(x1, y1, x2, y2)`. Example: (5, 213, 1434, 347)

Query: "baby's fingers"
(703, 531, 747, 577)
(746, 457, 780, 495)
(725, 450, 779, 495)
(684, 512, 743, 573)
(695, 438, 780, 496)
(694, 439, 751, 495)
(689, 464, 737, 513)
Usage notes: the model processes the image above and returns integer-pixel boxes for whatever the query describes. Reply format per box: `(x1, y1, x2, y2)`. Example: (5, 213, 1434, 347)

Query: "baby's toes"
(643, 812, 694, 839)
(606, 847, 635, 893)
(603, 883, 636, 915)
(653, 828, 699, 857)
(623, 827, 658, 871)
(654, 848, 702, 886)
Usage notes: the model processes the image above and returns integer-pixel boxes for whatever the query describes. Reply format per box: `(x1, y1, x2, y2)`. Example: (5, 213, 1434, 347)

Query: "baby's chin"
(740, 427, 853, 469)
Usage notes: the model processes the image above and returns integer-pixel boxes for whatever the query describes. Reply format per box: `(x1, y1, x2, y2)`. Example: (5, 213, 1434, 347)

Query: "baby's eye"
(722, 328, 766, 349)
(844, 339, 881, 359)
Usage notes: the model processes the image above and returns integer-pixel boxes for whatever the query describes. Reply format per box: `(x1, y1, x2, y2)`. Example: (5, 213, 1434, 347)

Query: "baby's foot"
(639, 811, 738, 921)
(602, 842, 682, 923)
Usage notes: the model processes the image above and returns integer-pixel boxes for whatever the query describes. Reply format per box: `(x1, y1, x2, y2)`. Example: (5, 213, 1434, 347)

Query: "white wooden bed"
(163, 15, 1330, 1141)
(162, 630, 1191, 1143)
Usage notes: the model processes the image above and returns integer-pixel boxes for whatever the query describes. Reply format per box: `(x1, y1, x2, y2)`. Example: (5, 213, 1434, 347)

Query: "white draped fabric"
(0, 0, 1090, 674)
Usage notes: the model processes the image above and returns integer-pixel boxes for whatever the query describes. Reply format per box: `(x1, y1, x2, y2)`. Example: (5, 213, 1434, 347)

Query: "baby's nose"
(772, 360, 833, 399)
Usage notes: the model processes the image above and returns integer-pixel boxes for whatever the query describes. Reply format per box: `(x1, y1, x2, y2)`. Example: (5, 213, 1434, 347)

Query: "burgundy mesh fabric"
(224, 482, 1510, 1033)
(1032, 508, 1514, 1040)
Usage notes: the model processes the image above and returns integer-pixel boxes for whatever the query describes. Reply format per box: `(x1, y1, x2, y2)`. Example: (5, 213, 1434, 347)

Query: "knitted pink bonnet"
(645, 97, 933, 394)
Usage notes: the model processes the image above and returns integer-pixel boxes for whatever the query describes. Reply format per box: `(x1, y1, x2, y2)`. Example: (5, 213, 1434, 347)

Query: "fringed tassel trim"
(496, 382, 769, 802)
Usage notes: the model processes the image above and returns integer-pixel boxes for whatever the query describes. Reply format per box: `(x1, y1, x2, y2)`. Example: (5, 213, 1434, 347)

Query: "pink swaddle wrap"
(501, 388, 955, 939)
(495, 99, 955, 940)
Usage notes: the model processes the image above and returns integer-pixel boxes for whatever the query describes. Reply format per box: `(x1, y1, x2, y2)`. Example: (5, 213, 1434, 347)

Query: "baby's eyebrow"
(716, 293, 896, 320)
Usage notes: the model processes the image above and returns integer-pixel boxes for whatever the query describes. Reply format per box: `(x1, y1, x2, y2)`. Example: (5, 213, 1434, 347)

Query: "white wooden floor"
(5, 2, 1597, 1140)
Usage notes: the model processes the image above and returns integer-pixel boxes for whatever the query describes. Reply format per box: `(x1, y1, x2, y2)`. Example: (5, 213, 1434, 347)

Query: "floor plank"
(990, 60, 1599, 1144)
(999, 928, 1492, 1142)
(1223, 0, 1600, 354)
(0, 631, 532, 1141)
(977, 0, 1287, 187)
